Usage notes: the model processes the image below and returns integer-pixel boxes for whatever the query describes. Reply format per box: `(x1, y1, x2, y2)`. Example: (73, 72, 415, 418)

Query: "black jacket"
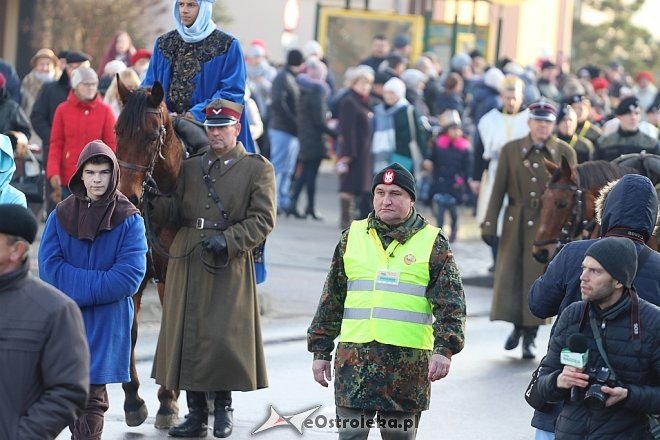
(296, 75, 337, 162)
(0, 260, 89, 439)
(536, 294, 660, 439)
(29, 71, 70, 153)
(0, 88, 31, 140)
(269, 67, 299, 135)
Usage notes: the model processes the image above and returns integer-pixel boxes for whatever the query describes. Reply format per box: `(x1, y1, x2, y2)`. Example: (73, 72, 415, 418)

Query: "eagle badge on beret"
(383, 169, 395, 184)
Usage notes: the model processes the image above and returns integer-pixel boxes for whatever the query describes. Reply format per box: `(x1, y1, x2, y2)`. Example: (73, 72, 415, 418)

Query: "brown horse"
(532, 157, 635, 264)
(115, 79, 184, 428)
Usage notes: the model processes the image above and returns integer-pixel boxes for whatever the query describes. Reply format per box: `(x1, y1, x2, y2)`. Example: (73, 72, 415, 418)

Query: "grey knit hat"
(585, 237, 638, 288)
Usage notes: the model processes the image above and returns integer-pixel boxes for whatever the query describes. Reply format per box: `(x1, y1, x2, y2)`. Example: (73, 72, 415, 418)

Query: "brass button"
(200, 233, 205, 238)
(205, 204, 210, 209)
(527, 220, 534, 226)
(211, 178, 217, 183)
(532, 162, 539, 169)
(208, 193, 212, 197)
(531, 177, 537, 182)
(530, 192, 536, 197)
(508, 216, 514, 221)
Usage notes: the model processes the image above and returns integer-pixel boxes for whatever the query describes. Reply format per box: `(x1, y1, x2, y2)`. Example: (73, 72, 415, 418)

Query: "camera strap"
(589, 317, 619, 382)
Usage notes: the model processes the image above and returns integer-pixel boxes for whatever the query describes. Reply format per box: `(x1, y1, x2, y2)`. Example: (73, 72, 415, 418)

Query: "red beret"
(591, 77, 609, 91)
(130, 49, 152, 66)
(635, 71, 654, 84)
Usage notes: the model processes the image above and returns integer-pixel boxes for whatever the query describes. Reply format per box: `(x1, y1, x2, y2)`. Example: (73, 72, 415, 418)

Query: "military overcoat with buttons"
(149, 141, 276, 391)
(482, 135, 576, 326)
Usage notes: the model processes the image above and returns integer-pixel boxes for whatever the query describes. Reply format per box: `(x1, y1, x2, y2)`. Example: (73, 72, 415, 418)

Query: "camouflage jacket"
(307, 209, 466, 412)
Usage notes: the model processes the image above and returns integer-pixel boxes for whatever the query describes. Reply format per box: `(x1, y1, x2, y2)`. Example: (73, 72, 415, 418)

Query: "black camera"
(583, 367, 616, 410)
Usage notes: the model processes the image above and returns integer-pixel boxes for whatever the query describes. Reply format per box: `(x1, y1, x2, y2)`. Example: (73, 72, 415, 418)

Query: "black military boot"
(213, 391, 233, 438)
(504, 325, 523, 350)
(522, 326, 539, 359)
(168, 391, 208, 437)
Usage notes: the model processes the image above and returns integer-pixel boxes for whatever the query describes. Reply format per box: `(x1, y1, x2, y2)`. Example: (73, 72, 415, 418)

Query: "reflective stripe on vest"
(340, 219, 439, 350)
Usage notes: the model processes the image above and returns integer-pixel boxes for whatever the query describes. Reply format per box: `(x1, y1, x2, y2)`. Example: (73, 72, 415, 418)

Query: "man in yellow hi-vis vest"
(308, 163, 466, 440)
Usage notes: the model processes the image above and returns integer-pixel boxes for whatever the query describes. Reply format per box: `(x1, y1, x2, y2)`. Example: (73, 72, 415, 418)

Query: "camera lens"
(583, 384, 607, 410)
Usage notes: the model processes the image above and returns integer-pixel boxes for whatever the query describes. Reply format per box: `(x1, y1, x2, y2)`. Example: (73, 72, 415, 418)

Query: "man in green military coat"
(147, 98, 276, 438)
(481, 100, 577, 359)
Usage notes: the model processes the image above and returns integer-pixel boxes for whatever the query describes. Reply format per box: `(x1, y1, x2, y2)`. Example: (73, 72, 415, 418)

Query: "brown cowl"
(56, 140, 139, 241)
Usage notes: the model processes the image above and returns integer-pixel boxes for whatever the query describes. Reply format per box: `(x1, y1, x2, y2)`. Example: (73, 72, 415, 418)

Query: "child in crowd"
(424, 110, 471, 242)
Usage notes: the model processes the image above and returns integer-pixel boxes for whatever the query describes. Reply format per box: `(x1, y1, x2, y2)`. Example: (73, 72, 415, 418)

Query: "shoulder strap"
(589, 317, 619, 382)
(200, 155, 231, 227)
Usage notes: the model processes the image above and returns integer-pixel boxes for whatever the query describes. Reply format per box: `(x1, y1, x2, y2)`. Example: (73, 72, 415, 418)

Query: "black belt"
(183, 218, 230, 230)
(508, 198, 540, 209)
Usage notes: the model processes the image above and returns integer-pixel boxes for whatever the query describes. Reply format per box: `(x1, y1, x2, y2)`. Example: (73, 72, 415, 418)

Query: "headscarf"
(173, 0, 217, 44)
(56, 140, 139, 241)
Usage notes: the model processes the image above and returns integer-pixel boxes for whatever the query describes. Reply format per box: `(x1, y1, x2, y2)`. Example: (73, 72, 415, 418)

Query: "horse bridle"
(532, 173, 588, 247)
(117, 107, 167, 204)
(117, 107, 197, 264)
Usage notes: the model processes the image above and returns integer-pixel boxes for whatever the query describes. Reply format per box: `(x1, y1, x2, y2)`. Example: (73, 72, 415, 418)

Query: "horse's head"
(532, 156, 579, 264)
(115, 78, 181, 207)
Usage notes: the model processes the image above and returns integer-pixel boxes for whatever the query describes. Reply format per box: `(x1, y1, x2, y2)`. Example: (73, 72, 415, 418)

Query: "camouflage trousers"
(336, 406, 420, 440)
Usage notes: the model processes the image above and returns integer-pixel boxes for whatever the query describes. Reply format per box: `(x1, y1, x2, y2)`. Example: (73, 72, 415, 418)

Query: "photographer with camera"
(534, 237, 660, 439)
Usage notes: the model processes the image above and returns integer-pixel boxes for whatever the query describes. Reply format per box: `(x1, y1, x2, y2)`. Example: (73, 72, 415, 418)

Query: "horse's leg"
(122, 281, 149, 426)
(154, 281, 180, 429)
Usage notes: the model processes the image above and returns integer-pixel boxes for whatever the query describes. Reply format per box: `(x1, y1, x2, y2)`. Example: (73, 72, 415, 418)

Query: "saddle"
(612, 152, 660, 185)
(172, 116, 209, 156)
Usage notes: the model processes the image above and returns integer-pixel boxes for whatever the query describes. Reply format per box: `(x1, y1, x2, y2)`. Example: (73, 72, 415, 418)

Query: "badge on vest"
(403, 254, 416, 265)
(377, 270, 400, 285)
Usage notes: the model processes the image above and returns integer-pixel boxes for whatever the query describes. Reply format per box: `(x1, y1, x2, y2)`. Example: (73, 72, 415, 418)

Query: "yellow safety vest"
(340, 219, 439, 350)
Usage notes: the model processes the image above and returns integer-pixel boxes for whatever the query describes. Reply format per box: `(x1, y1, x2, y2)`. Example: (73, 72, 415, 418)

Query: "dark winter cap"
(65, 51, 91, 64)
(372, 163, 416, 201)
(393, 34, 411, 49)
(556, 105, 573, 122)
(615, 96, 640, 115)
(564, 94, 585, 105)
(0, 204, 38, 243)
(585, 237, 637, 289)
(540, 60, 556, 70)
(286, 49, 304, 67)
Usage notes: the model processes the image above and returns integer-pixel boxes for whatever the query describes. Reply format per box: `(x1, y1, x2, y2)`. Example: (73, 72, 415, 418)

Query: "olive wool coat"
(482, 135, 576, 327)
(150, 142, 276, 391)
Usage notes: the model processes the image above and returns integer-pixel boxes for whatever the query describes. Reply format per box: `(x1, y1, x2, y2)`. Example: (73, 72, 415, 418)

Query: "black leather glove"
(481, 234, 497, 248)
(202, 233, 228, 259)
(143, 175, 160, 198)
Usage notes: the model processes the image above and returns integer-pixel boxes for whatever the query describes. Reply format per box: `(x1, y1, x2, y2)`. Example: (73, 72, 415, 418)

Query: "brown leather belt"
(183, 218, 230, 230)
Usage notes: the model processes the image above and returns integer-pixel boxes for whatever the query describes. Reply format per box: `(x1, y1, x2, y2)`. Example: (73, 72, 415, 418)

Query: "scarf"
(173, 0, 217, 44)
(56, 141, 139, 241)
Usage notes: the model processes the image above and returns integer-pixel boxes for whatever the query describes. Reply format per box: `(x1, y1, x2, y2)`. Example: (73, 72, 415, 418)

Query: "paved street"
(51, 169, 551, 439)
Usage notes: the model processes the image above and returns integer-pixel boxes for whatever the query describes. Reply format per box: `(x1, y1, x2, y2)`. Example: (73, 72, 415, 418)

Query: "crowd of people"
(1, 0, 660, 438)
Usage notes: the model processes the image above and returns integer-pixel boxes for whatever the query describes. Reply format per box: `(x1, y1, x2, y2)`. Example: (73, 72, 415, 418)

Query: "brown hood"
(56, 140, 139, 241)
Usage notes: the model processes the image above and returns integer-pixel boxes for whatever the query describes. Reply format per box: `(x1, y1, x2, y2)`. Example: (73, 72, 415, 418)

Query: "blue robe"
(143, 29, 255, 153)
(39, 213, 147, 384)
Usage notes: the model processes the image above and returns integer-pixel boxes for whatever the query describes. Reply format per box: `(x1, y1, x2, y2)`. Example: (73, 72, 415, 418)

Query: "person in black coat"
(288, 58, 337, 220)
(528, 173, 660, 437)
(535, 237, 660, 439)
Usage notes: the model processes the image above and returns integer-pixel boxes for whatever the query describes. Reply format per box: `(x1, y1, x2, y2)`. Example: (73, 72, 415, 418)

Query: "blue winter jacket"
(0, 134, 26, 206)
(528, 173, 660, 431)
(39, 212, 147, 384)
